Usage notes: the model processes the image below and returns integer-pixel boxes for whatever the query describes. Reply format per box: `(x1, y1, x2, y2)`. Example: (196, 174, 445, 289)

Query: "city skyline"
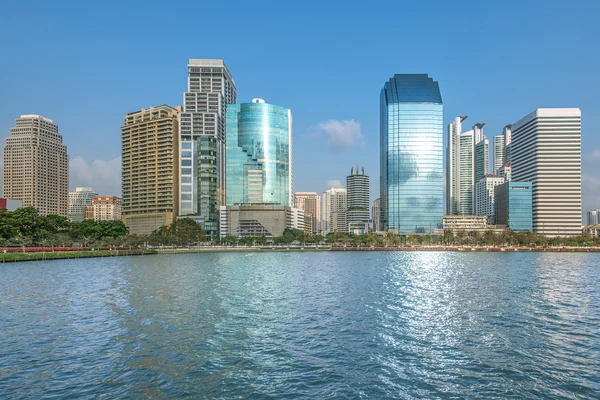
(0, 2, 599, 221)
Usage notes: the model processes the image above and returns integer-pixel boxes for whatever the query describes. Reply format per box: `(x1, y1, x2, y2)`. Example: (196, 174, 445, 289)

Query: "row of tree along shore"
(0, 208, 598, 259)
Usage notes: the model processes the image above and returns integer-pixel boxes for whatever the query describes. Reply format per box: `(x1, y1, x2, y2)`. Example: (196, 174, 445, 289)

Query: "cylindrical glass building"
(226, 98, 292, 206)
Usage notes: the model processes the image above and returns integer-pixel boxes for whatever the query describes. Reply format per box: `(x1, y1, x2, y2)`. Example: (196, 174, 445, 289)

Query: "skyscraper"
(346, 165, 370, 233)
(511, 108, 581, 236)
(2, 114, 68, 216)
(179, 59, 236, 238)
(380, 74, 443, 233)
(503, 125, 512, 164)
(493, 135, 505, 174)
(475, 175, 504, 224)
(294, 192, 320, 235)
(321, 187, 347, 234)
(372, 198, 381, 232)
(121, 105, 180, 235)
(495, 182, 532, 232)
(225, 98, 292, 207)
(68, 187, 97, 222)
(447, 116, 473, 215)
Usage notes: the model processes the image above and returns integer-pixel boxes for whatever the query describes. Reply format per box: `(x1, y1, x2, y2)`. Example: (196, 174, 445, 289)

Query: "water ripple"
(0, 252, 599, 399)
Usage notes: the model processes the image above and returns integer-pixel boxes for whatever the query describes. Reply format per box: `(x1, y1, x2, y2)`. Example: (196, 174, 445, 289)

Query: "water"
(1, 252, 599, 399)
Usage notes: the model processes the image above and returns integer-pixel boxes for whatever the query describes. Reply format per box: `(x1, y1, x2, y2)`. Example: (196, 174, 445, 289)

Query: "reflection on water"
(1, 252, 599, 399)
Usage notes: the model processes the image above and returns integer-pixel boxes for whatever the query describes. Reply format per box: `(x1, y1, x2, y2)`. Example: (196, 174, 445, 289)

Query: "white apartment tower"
(511, 108, 581, 236)
(447, 116, 489, 216)
(179, 59, 236, 238)
(3, 114, 69, 216)
(503, 125, 512, 164)
(68, 187, 97, 222)
(475, 175, 505, 224)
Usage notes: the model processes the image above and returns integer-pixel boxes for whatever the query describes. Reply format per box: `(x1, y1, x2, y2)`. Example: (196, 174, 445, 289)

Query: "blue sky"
(1, 0, 599, 217)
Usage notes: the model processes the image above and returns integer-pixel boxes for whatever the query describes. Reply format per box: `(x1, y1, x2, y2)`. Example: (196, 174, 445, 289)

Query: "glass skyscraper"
(380, 74, 443, 233)
(225, 98, 292, 206)
(494, 181, 533, 232)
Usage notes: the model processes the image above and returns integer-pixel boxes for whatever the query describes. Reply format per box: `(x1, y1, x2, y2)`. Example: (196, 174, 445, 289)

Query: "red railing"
(0, 247, 90, 253)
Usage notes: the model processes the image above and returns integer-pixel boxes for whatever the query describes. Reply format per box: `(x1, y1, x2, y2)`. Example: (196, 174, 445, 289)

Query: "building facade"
(346, 165, 369, 232)
(372, 198, 381, 232)
(321, 187, 347, 234)
(446, 116, 474, 215)
(3, 114, 68, 216)
(474, 133, 489, 184)
(442, 215, 489, 232)
(381, 74, 443, 233)
(494, 182, 532, 232)
(475, 175, 504, 224)
(511, 108, 581, 236)
(219, 205, 303, 239)
(179, 59, 236, 238)
(294, 192, 320, 235)
(493, 135, 505, 174)
(121, 105, 180, 235)
(503, 125, 512, 164)
(85, 195, 123, 221)
(497, 164, 512, 183)
(226, 98, 292, 206)
(68, 187, 97, 222)
(587, 210, 600, 226)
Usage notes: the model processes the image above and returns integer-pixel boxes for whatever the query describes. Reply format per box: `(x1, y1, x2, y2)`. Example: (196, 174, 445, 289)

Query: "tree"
(443, 229, 454, 245)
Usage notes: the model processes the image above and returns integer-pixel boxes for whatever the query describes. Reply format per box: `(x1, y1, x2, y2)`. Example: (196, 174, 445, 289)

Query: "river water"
(1, 251, 599, 399)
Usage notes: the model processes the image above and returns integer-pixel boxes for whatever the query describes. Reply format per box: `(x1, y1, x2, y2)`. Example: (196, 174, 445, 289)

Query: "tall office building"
(346, 165, 370, 232)
(68, 187, 97, 222)
(475, 175, 504, 224)
(511, 108, 581, 236)
(493, 135, 505, 174)
(503, 125, 512, 164)
(2, 114, 68, 216)
(294, 192, 320, 235)
(321, 187, 347, 234)
(381, 74, 443, 233)
(179, 59, 236, 238)
(587, 210, 600, 225)
(497, 164, 512, 183)
(372, 198, 381, 232)
(121, 105, 181, 235)
(495, 182, 532, 231)
(447, 116, 474, 215)
(474, 132, 489, 183)
(226, 98, 292, 206)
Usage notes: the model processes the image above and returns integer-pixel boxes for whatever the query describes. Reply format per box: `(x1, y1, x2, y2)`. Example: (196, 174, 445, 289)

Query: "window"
(181, 168, 192, 175)
(181, 160, 192, 167)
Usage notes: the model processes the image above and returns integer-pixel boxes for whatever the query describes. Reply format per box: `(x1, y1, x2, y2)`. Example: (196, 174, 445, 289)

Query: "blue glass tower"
(226, 99, 292, 206)
(380, 74, 443, 233)
(494, 181, 532, 231)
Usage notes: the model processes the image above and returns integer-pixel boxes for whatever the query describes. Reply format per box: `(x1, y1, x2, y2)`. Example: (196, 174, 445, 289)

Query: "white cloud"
(70, 156, 121, 196)
(316, 119, 364, 150)
(326, 180, 343, 189)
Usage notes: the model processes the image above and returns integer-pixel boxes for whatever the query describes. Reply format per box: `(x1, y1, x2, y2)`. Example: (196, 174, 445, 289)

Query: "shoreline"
(0, 249, 156, 263)
(1, 246, 599, 264)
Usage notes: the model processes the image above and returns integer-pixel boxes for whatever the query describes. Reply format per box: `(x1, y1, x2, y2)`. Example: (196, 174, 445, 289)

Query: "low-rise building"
(85, 196, 122, 221)
(494, 182, 532, 232)
(442, 215, 505, 233)
(219, 205, 304, 239)
(583, 224, 600, 237)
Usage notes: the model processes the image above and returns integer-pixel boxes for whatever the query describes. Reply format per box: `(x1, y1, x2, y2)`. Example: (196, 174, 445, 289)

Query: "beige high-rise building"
(294, 192, 320, 234)
(321, 187, 347, 234)
(121, 105, 181, 235)
(2, 114, 69, 216)
(85, 195, 123, 221)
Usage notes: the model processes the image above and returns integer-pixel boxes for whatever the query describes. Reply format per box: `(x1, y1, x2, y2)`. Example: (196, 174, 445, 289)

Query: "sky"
(1, 0, 599, 220)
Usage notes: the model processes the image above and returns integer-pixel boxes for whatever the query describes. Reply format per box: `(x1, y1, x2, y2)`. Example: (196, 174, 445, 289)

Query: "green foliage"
(0, 207, 129, 247)
(148, 218, 207, 246)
